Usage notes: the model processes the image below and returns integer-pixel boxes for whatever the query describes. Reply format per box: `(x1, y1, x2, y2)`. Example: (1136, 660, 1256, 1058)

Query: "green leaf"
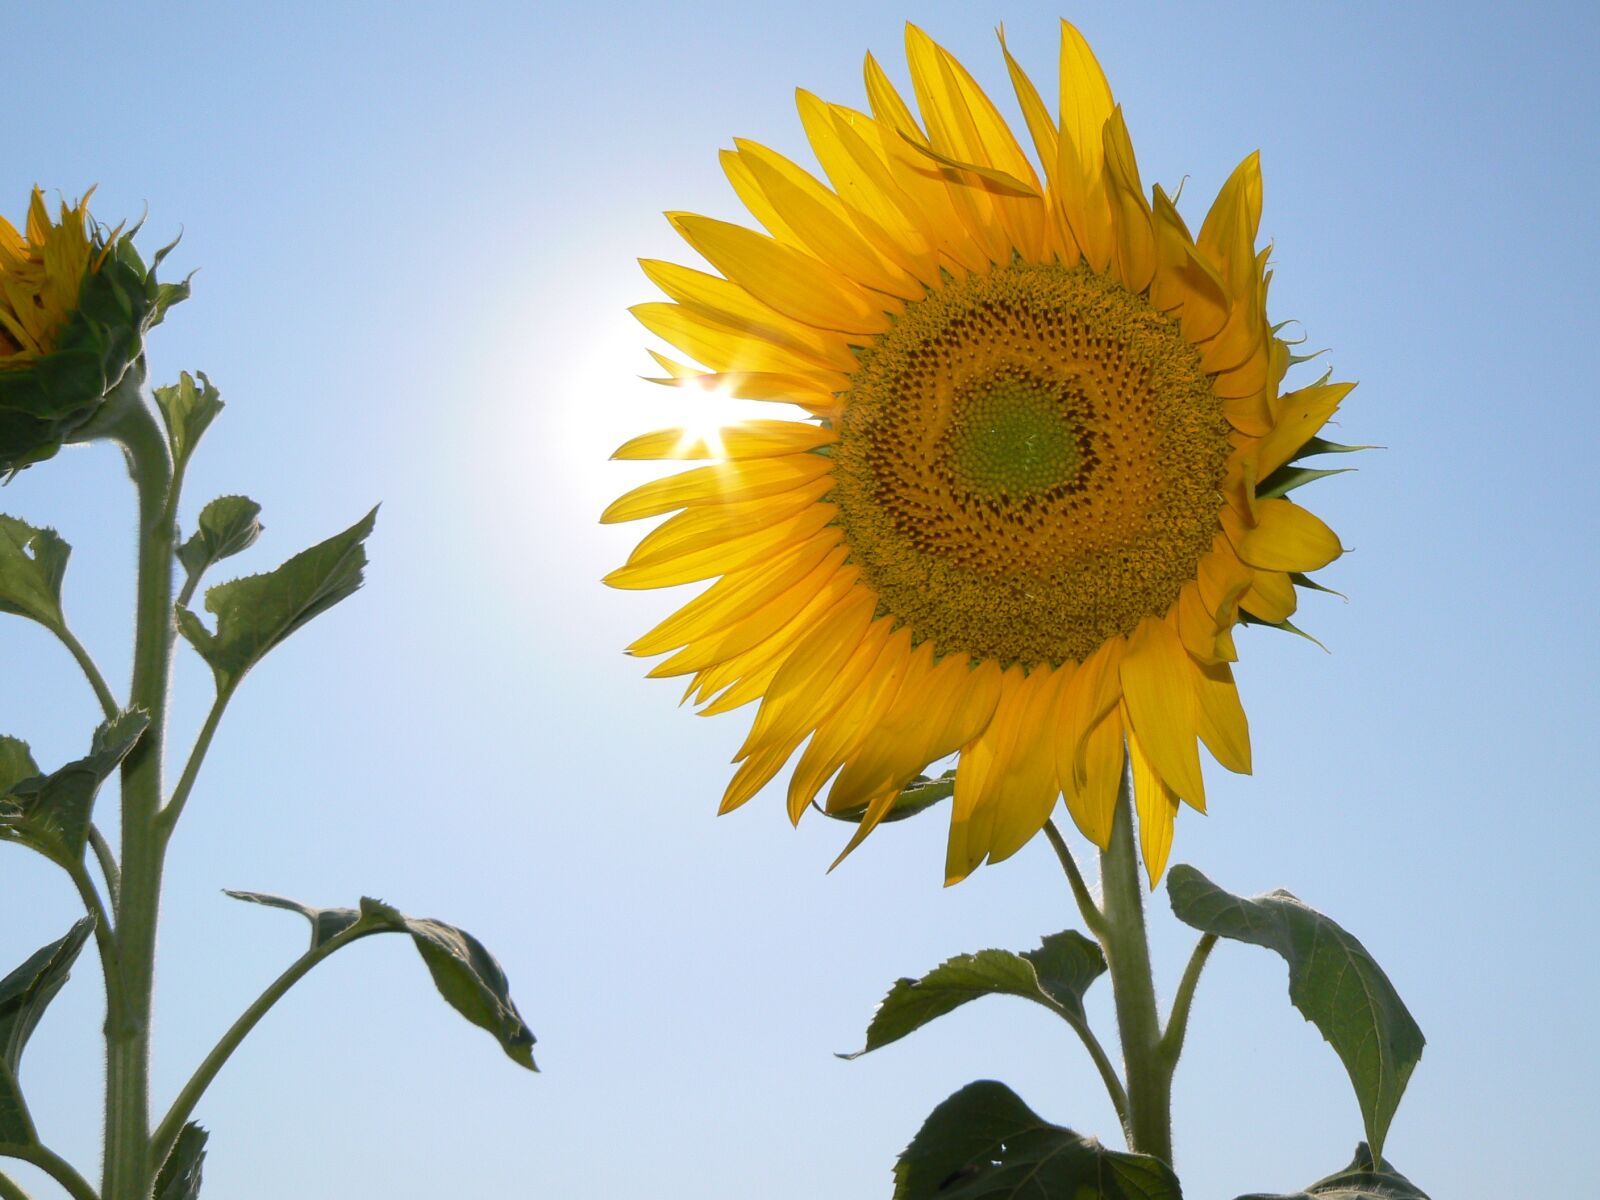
(1256, 465, 1353, 501)
(0, 739, 39, 796)
(0, 918, 94, 1145)
(1238, 612, 1329, 652)
(177, 508, 377, 692)
(0, 709, 149, 867)
(1167, 866, 1424, 1158)
(153, 1123, 208, 1200)
(824, 769, 955, 824)
(0, 516, 71, 630)
(154, 371, 224, 472)
(177, 496, 264, 594)
(895, 1081, 1181, 1200)
(1294, 436, 1376, 459)
(842, 931, 1105, 1059)
(1235, 1142, 1429, 1199)
(226, 890, 536, 1071)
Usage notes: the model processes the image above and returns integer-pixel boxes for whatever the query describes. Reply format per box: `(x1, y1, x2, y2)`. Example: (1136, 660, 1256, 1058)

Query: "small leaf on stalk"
(0, 709, 149, 867)
(0, 516, 71, 630)
(153, 1123, 208, 1200)
(0, 918, 94, 1145)
(1294, 436, 1376, 459)
(843, 931, 1104, 1059)
(825, 770, 955, 824)
(226, 889, 536, 1070)
(1167, 866, 1424, 1158)
(895, 1080, 1181, 1200)
(177, 496, 264, 592)
(154, 371, 224, 471)
(1235, 1141, 1430, 1199)
(177, 508, 376, 692)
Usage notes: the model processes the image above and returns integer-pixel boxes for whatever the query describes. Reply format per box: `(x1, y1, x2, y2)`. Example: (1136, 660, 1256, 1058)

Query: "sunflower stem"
(100, 379, 178, 1200)
(1096, 764, 1173, 1165)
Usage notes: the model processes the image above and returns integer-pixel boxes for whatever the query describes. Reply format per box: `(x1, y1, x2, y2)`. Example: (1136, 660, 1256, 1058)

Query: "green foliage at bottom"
(1235, 1143, 1429, 1200)
(895, 1081, 1180, 1200)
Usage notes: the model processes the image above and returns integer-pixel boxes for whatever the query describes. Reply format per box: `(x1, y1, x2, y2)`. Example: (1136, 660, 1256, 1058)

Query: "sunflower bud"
(0, 188, 189, 473)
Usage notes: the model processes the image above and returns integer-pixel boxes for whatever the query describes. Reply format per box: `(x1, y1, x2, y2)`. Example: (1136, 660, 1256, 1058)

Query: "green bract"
(0, 233, 189, 473)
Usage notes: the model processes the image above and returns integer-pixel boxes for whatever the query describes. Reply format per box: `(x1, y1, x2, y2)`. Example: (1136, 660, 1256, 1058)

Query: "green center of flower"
(942, 366, 1087, 500)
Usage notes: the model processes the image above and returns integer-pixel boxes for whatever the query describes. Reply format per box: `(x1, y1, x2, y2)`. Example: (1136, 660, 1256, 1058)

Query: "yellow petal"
(1233, 498, 1343, 572)
(1127, 727, 1179, 885)
(1054, 18, 1116, 269)
(1101, 107, 1156, 294)
(622, 482, 831, 568)
(1257, 381, 1356, 478)
(611, 420, 836, 462)
(632, 300, 857, 376)
(669, 212, 890, 335)
(1240, 567, 1297, 624)
(646, 368, 848, 414)
(1054, 634, 1125, 789)
(601, 454, 834, 524)
(985, 667, 1071, 865)
(1190, 657, 1251, 774)
(1118, 615, 1206, 809)
(605, 504, 839, 589)
(1063, 709, 1123, 849)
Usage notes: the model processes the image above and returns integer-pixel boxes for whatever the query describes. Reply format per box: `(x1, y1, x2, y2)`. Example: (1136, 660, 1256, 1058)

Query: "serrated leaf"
(895, 1081, 1181, 1200)
(153, 1122, 208, 1200)
(154, 371, 223, 471)
(177, 496, 263, 594)
(1236, 1142, 1429, 1199)
(1167, 866, 1424, 1158)
(0, 516, 71, 630)
(0, 918, 94, 1145)
(226, 889, 536, 1070)
(1256, 465, 1353, 501)
(825, 770, 956, 824)
(177, 508, 376, 692)
(844, 931, 1105, 1059)
(0, 709, 149, 867)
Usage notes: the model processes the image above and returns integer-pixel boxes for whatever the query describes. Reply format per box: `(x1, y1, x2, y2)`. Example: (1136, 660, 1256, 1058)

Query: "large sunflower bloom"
(0, 187, 186, 472)
(606, 22, 1354, 884)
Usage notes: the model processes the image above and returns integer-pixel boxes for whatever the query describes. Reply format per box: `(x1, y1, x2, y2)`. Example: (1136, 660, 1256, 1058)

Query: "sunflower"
(0, 187, 187, 472)
(606, 22, 1354, 884)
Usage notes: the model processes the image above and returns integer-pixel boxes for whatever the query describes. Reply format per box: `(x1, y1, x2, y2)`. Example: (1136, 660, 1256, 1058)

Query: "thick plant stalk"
(101, 386, 178, 1200)
(1096, 766, 1173, 1165)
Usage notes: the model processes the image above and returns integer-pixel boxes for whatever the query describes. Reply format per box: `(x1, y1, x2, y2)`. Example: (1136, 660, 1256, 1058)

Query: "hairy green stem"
(151, 924, 361, 1166)
(1043, 818, 1107, 940)
(1158, 933, 1217, 1069)
(0, 1168, 28, 1200)
(67, 860, 124, 1019)
(87, 825, 120, 911)
(0, 1145, 99, 1200)
(156, 691, 231, 841)
(1097, 766, 1172, 1164)
(102, 383, 177, 1200)
(52, 623, 118, 722)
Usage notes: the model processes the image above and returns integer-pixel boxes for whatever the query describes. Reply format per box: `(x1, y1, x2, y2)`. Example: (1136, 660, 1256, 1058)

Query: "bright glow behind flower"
(606, 22, 1355, 884)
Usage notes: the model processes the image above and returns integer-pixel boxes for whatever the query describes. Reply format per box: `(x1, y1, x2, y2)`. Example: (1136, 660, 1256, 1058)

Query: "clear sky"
(4, 1, 1597, 1196)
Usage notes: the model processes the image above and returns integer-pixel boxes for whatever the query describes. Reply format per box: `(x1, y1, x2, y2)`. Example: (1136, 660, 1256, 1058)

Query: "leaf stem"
(1157, 933, 1217, 1069)
(151, 922, 361, 1167)
(1051, 1003, 1129, 1128)
(87, 825, 120, 911)
(66, 862, 125, 1017)
(156, 689, 231, 841)
(1043, 818, 1107, 940)
(1096, 765, 1173, 1164)
(0, 1168, 29, 1200)
(51, 623, 118, 722)
(0, 1145, 99, 1200)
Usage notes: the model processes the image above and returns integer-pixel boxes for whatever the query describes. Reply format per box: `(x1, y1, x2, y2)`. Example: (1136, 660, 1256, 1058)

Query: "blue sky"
(4, 2, 1597, 1196)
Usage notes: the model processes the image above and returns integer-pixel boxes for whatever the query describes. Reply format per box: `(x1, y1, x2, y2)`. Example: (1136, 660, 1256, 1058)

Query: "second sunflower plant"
(610, 21, 1429, 1198)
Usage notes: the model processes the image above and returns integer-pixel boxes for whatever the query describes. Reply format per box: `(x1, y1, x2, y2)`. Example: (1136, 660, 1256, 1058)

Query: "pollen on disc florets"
(830, 260, 1231, 667)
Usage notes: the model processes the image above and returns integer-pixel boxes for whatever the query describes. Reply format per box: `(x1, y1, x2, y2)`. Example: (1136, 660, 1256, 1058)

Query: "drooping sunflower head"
(607, 22, 1356, 884)
(0, 187, 189, 472)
